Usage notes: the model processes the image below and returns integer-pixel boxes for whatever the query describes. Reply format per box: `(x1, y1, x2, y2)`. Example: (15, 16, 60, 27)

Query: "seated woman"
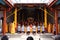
(37, 24, 40, 33)
(17, 24, 21, 33)
(53, 24, 56, 35)
(32, 24, 36, 34)
(21, 24, 25, 33)
(42, 24, 45, 33)
(27, 24, 30, 34)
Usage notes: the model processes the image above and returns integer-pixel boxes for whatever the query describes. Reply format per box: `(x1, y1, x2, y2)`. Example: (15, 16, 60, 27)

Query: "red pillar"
(55, 10, 58, 35)
(2, 9, 7, 35)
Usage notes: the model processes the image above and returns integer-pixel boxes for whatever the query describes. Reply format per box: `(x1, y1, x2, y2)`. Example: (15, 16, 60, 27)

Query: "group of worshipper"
(17, 22, 45, 34)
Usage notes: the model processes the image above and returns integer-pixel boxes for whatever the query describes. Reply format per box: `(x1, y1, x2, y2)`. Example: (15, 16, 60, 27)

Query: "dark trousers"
(37, 30, 40, 33)
(22, 31, 25, 33)
(42, 31, 45, 33)
(54, 31, 56, 35)
(27, 31, 30, 34)
(17, 31, 21, 33)
(32, 31, 36, 34)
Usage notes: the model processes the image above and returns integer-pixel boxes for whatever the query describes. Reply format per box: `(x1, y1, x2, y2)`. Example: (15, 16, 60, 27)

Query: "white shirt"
(0, 27, 2, 32)
(38, 25, 40, 30)
(27, 26, 30, 31)
(32, 25, 36, 31)
(21, 25, 24, 31)
(42, 25, 45, 31)
(17, 25, 21, 31)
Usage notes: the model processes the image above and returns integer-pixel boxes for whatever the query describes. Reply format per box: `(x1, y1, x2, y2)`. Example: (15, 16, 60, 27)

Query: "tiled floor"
(0, 33, 54, 40)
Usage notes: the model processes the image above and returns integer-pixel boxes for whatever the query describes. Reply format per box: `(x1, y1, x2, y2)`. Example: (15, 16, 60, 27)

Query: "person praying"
(27, 24, 30, 34)
(32, 23, 36, 34)
(21, 24, 25, 33)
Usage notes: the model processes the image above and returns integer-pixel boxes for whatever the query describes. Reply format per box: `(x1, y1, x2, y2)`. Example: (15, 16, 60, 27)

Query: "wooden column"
(55, 10, 58, 35)
(44, 7, 47, 30)
(14, 8, 17, 32)
(3, 9, 7, 35)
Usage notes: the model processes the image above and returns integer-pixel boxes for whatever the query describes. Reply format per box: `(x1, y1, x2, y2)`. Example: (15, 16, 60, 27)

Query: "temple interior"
(0, 0, 60, 36)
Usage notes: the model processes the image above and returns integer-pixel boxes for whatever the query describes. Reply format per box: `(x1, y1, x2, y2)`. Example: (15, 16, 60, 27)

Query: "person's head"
(1, 35, 8, 40)
(40, 22, 42, 26)
(27, 36, 34, 40)
(18, 24, 21, 26)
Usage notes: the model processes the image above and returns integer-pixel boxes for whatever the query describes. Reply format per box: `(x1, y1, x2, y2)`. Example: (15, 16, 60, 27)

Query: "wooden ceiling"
(0, 4, 5, 11)
(14, 4, 45, 8)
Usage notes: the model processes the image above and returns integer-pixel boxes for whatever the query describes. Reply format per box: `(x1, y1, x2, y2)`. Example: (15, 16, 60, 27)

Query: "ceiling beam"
(0, 5, 5, 11)
(48, 0, 57, 7)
